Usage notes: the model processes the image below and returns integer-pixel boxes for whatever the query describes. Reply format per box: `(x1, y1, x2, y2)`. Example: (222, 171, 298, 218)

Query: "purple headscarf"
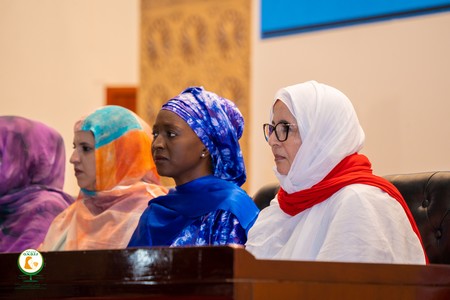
(162, 86, 246, 186)
(0, 116, 73, 253)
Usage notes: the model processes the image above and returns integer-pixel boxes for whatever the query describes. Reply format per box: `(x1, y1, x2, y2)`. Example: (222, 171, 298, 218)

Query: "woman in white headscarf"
(245, 80, 427, 264)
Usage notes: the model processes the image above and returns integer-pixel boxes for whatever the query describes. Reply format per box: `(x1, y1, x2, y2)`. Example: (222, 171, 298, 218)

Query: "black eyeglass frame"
(263, 122, 297, 142)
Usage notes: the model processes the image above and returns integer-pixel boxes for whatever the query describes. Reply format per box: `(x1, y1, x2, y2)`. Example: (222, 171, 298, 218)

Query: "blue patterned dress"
(171, 210, 246, 246)
(128, 176, 259, 247)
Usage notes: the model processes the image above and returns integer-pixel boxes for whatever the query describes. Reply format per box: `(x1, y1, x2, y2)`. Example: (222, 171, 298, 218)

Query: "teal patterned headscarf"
(162, 86, 246, 186)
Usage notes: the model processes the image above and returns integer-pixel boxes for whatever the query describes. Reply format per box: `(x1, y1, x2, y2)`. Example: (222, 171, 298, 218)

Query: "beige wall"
(1, 0, 449, 196)
(0, 0, 139, 195)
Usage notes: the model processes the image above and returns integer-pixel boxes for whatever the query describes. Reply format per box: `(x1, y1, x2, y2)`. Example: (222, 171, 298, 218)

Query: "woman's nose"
(69, 150, 79, 164)
(152, 135, 164, 149)
(267, 131, 278, 147)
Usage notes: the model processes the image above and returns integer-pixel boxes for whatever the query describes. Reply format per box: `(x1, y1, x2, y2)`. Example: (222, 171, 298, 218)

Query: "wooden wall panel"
(106, 87, 137, 113)
(139, 0, 251, 187)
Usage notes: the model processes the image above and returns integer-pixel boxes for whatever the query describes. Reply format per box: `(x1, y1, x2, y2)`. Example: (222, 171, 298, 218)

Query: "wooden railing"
(1, 246, 449, 299)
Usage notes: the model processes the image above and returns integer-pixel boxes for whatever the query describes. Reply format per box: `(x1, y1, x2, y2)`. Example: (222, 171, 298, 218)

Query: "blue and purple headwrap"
(162, 86, 246, 186)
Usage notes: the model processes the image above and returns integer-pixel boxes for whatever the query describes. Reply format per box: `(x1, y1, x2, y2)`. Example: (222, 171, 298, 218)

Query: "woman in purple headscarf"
(128, 86, 259, 247)
(0, 116, 73, 253)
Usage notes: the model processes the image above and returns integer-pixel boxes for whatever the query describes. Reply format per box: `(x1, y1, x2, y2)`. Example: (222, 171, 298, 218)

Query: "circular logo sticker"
(17, 249, 44, 276)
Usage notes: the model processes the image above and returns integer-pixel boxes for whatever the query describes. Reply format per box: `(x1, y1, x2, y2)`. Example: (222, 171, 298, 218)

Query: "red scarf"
(278, 153, 428, 263)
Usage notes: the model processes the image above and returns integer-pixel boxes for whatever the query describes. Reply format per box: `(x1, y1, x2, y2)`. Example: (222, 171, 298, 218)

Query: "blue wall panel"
(262, 0, 450, 38)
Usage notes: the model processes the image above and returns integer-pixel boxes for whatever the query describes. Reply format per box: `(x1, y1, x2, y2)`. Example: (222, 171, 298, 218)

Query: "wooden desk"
(1, 246, 449, 299)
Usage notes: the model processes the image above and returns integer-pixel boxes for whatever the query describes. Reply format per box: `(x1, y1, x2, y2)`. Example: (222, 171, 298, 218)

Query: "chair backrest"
(252, 171, 450, 264)
(252, 183, 280, 210)
(384, 171, 450, 264)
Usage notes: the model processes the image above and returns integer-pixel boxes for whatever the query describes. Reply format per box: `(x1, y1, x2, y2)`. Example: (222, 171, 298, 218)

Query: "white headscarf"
(271, 80, 365, 193)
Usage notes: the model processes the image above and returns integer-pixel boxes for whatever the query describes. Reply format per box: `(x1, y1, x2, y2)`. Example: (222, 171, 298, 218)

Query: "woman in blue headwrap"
(128, 86, 259, 247)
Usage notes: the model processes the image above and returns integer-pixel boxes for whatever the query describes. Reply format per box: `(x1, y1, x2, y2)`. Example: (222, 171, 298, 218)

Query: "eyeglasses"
(263, 122, 297, 142)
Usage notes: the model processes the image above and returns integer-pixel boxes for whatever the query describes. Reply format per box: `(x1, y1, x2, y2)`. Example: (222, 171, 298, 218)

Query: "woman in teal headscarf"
(40, 106, 167, 251)
(128, 87, 259, 247)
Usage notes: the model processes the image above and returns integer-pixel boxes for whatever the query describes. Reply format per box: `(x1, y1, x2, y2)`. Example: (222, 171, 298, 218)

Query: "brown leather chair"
(253, 183, 280, 210)
(252, 171, 450, 264)
(384, 172, 450, 264)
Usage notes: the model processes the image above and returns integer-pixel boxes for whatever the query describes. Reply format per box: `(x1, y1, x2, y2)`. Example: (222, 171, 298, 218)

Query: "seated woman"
(0, 116, 73, 253)
(128, 86, 259, 247)
(245, 80, 428, 264)
(39, 106, 167, 251)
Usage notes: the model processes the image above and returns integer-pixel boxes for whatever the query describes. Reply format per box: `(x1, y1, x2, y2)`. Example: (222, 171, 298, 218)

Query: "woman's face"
(70, 130, 96, 190)
(152, 110, 211, 186)
(268, 100, 302, 175)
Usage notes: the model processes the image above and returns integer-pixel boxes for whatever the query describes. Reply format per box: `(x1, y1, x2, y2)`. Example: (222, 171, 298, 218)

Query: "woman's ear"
(201, 148, 209, 158)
